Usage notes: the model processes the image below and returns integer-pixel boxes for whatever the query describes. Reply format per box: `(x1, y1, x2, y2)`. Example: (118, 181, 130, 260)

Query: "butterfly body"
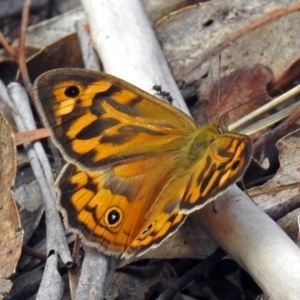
(34, 68, 252, 258)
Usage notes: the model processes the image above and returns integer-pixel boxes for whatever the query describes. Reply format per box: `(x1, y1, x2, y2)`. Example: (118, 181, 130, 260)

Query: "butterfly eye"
(64, 85, 80, 98)
(231, 160, 240, 171)
(104, 207, 123, 227)
(217, 124, 228, 133)
(140, 222, 155, 237)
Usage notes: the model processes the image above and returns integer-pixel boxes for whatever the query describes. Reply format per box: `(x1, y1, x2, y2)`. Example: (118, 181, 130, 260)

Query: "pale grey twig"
(35, 253, 64, 300)
(75, 20, 101, 71)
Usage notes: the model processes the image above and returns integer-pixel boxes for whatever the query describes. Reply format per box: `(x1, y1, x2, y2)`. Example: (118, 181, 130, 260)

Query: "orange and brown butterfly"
(34, 68, 253, 258)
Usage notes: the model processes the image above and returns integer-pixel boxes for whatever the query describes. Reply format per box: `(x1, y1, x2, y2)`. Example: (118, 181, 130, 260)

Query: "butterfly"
(34, 68, 253, 258)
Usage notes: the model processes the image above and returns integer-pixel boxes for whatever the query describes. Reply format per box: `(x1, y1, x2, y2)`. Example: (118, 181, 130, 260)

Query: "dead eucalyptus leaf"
(0, 110, 22, 298)
(250, 129, 300, 241)
(192, 63, 273, 125)
(27, 33, 84, 82)
(156, 0, 300, 98)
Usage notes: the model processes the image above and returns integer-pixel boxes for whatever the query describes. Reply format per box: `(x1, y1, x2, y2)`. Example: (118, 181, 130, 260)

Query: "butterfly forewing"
(34, 68, 196, 171)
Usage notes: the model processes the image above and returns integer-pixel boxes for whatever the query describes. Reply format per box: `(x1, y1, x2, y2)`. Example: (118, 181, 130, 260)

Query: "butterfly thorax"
(167, 121, 251, 210)
(183, 123, 222, 165)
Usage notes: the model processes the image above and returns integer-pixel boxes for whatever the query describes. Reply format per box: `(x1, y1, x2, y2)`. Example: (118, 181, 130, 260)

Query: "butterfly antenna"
(217, 54, 221, 120)
(240, 178, 256, 205)
(217, 54, 228, 132)
(219, 90, 271, 123)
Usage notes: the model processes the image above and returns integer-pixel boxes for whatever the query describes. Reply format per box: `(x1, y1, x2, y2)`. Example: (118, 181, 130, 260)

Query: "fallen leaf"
(250, 128, 300, 241)
(0, 110, 22, 298)
(192, 63, 273, 125)
(156, 0, 300, 98)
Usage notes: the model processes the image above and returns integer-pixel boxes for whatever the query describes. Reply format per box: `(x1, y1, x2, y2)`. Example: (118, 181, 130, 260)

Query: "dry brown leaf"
(0, 110, 22, 298)
(192, 63, 273, 125)
(27, 34, 84, 82)
(250, 129, 300, 241)
(0, 8, 86, 84)
(156, 0, 300, 98)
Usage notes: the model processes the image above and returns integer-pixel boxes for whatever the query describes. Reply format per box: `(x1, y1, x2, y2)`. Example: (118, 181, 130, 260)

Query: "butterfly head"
(218, 112, 229, 133)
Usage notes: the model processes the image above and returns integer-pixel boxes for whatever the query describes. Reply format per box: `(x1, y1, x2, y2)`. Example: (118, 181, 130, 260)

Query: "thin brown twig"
(250, 182, 300, 197)
(22, 245, 47, 261)
(253, 106, 300, 152)
(68, 235, 82, 299)
(14, 128, 50, 146)
(18, 0, 35, 102)
(265, 194, 300, 222)
(0, 30, 15, 58)
(72, 235, 82, 266)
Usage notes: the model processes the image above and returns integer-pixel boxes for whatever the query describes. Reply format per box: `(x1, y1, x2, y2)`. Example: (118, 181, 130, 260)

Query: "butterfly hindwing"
(57, 152, 187, 257)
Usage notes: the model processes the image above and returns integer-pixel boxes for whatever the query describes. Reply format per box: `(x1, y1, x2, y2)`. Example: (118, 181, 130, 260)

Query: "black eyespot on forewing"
(65, 86, 80, 98)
